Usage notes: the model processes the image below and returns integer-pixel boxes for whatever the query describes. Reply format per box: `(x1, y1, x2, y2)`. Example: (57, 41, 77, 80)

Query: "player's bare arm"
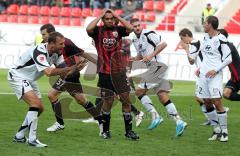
(142, 42, 167, 63)
(86, 9, 107, 34)
(82, 52, 97, 64)
(110, 9, 133, 33)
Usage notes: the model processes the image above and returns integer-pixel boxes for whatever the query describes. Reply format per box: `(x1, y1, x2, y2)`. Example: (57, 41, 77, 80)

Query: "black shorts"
(52, 74, 83, 96)
(97, 72, 130, 97)
(225, 80, 240, 92)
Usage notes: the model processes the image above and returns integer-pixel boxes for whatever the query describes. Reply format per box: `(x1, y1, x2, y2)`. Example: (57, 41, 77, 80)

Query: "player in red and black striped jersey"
(39, 24, 103, 133)
(218, 29, 240, 101)
(87, 9, 139, 140)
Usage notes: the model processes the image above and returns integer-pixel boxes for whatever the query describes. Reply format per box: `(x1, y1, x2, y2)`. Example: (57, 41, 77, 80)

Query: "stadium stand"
(0, 0, 239, 33)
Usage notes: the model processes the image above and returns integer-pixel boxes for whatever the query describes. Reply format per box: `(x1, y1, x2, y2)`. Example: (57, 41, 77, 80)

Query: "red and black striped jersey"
(228, 42, 240, 82)
(88, 26, 129, 74)
(61, 38, 84, 67)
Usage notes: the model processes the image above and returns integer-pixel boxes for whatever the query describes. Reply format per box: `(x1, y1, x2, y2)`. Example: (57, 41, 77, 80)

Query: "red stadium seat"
(61, 17, 70, 25)
(50, 6, 60, 17)
(29, 16, 39, 24)
(71, 18, 81, 26)
(82, 8, 92, 18)
(7, 4, 19, 14)
(132, 11, 145, 21)
(40, 6, 50, 16)
(19, 5, 29, 15)
(40, 16, 50, 24)
(155, 1, 165, 12)
(8, 15, 18, 23)
(92, 8, 102, 17)
(114, 9, 124, 15)
(71, 7, 82, 17)
(0, 14, 8, 22)
(51, 17, 60, 25)
(29, 5, 39, 15)
(60, 7, 71, 17)
(143, 0, 154, 11)
(141, 23, 147, 29)
(145, 11, 156, 22)
(18, 15, 28, 23)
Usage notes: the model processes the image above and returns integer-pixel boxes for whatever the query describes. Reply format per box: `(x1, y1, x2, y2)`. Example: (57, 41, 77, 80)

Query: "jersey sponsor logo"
(102, 38, 117, 50)
(138, 44, 143, 50)
(205, 45, 212, 51)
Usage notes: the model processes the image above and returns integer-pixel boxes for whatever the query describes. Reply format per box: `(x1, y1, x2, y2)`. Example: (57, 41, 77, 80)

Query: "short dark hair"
(179, 28, 193, 37)
(40, 23, 55, 33)
(48, 32, 64, 43)
(130, 18, 140, 24)
(102, 10, 113, 19)
(218, 28, 228, 38)
(206, 16, 219, 30)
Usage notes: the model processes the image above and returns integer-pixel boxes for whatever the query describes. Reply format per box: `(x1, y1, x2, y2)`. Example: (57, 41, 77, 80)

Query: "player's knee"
(223, 89, 231, 99)
(48, 91, 57, 101)
(135, 89, 146, 97)
(157, 91, 169, 103)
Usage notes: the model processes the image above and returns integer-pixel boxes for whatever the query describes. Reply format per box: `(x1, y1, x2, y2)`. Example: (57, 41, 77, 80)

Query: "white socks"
(15, 107, 39, 142)
(165, 102, 180, 123)
(139, 95, 159, 120)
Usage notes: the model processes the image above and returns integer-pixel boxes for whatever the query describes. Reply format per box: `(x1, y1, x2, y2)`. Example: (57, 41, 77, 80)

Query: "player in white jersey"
(130, 18, 187, 136)
(8, 32, 86, 147)
(198, 16, 232, 142)
(179, 28, 212, 125)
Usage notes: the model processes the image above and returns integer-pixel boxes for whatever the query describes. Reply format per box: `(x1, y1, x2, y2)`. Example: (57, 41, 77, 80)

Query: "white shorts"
(8, 74, 41, 100)
(196, 73, 223, 99)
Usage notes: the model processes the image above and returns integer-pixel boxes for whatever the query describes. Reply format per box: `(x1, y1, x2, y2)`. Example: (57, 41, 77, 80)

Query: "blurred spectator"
(110, 0, 122, 9)
(63, 0, 71, 6)
(0, 0, 7, 13)
(201, 3, 216, 24)
(29, 0, 53, 6)
(122, 0, 136, 20)
(53, 0, 63, 7)
(92, 0, 109, 9)
(135, 0, 143, 10)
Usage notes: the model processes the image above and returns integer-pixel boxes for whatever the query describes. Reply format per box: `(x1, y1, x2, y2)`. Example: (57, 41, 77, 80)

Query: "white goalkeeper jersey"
(199, 33, 232, 75)
(132, 29, 163, 63)
(9, 43, 64, 81)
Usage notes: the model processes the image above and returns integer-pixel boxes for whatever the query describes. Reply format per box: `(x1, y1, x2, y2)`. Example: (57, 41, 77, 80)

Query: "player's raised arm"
(110, 9, 133, 33)
(86, 9, 107, 34)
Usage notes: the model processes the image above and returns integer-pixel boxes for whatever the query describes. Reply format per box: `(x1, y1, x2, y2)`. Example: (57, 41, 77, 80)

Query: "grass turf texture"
(0, 69, 239, 156)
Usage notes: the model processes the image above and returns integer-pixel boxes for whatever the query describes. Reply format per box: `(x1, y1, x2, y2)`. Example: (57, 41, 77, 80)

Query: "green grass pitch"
(0, 69, 239, 156)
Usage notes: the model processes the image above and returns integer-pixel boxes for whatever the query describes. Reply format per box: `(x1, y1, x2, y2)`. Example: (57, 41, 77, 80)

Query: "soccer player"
(38, 24, 103, 133)
(130, 18, 187, 136)
(218, 29, 240, 101)
(179, 28, 211, 125)
(86, 9, 139, 140)
(198, 16, 232, 142)
(8, 32, 85, 147)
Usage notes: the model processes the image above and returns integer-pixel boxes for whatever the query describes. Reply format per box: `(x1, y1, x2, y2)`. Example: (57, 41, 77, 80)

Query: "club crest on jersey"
(112, 31, 118, 38)
(37, 54, 46, 62)
(138, 44, 142, 50)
